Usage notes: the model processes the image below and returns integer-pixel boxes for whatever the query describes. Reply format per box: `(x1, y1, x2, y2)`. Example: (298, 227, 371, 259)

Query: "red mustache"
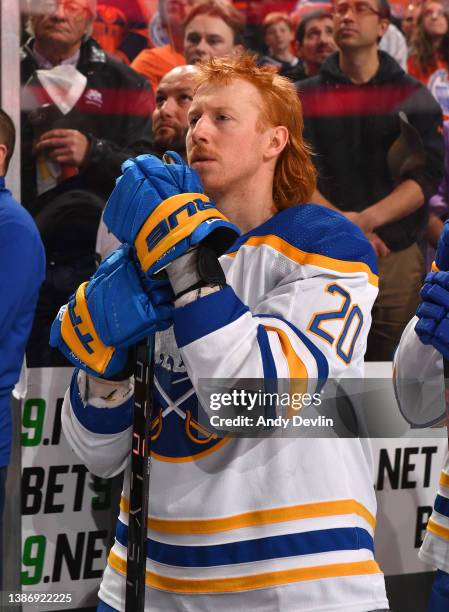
(189, 146, 219, 162)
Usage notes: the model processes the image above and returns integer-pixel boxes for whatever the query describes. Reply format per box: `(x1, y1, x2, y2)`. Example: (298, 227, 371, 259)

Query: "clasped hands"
(34, 129, 89, 167)
(50, 152, 239, 378)
(343, 210, 390, 258)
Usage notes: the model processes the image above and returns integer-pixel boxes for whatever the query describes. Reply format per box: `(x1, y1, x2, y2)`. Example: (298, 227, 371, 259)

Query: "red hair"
(194, 53, 316, 210)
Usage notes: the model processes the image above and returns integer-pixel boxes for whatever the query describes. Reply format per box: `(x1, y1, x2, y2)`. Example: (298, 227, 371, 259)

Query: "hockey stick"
(125, 335, 155, 611)
(125, 152, 177, 609)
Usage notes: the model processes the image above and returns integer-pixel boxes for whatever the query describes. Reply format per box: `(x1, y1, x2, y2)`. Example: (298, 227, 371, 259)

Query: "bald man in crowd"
(152, 65, 198, 156)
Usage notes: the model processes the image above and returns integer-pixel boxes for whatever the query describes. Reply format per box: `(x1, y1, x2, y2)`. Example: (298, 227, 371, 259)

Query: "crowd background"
(14, 0, 449, 371)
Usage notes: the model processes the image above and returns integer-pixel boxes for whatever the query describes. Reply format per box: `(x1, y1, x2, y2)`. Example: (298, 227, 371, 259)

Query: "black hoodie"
(298, 51, 444, 251)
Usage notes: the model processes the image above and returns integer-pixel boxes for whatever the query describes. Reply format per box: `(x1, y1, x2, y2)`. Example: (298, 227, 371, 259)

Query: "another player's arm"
(393, 215, 449, 428)
(393, 316, 446, 428)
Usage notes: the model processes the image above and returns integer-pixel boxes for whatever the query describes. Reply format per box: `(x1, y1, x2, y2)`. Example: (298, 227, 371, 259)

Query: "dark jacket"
(258, 54, 307, 82)
(21, 36, 154, 215)
(298, 51, 444, 251)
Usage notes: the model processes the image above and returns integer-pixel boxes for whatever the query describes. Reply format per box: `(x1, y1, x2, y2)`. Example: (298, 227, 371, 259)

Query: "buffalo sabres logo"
(150, 330, 226, 461)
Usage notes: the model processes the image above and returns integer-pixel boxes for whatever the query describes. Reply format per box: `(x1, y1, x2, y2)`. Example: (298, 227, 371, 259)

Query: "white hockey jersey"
(62, 204, 389, 611)
(394, 316, 449, 573)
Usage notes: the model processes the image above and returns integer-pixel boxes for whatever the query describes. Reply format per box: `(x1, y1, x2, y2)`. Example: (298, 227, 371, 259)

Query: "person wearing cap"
(21, 0, 155, 367)
(298, 0, 444, 361)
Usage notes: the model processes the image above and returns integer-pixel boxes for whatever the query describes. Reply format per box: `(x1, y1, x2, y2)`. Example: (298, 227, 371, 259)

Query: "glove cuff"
(166, 246, 226, 299)
(166, 250, 201, 296)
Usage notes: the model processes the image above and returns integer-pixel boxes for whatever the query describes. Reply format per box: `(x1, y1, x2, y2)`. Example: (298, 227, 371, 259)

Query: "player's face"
(333, 0, 388, 49)
(187, 80, 270, 198)
(422, 2, 448, 38)
(152, 70, 194, 150)
(264, 21, 294, 56)
(298, 17, 336, 73)
(32, 0, 92, 48)
(184, 15, 236, 64)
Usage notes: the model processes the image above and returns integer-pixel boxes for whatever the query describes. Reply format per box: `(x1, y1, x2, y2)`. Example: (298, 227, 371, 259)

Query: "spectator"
(92, 1, 151, 64)
(131, 0, 197, 90)
(152, 65, 197, 156)
(183, 0, 245, 64)
(408, 0, 449, 118)
(93, 4, 129, 62)
(295, 10, 336, 79)
(299, 0, 444, 361)
(258, 12, 301, 80)
(402, 2, 420, 47)
(0, 109, 45, 587)
(21, 0, 154, 366)
(96, 65, 197, 259)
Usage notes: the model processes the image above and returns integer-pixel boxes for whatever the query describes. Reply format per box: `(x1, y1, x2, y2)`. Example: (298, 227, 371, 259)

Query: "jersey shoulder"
(229, 203, 378, 277)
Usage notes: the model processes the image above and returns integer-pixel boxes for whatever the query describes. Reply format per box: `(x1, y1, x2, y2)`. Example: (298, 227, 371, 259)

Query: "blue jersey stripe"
(257, 314, 329, 390)
(70, 369, 133, 435)
(174, 286, 249, 348)
(256, 324, 278, 414)
(435, 494, 449, 519)
(115, 521, 374, 567)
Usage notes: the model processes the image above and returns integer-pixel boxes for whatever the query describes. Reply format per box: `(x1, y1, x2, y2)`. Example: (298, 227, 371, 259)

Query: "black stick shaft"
(125, 336, 155, 612)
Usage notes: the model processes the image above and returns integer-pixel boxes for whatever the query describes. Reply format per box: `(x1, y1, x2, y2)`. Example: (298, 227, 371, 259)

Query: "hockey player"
(394, 223, 449, 611)
(51, 53, 389, 611)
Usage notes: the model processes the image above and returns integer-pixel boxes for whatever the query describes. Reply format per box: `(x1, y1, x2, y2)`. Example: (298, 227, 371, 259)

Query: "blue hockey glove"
(416, 221, 449, 359)
(50, 245, 174, 378)
(103, 151, 240, 275)
(435, 219, 449, 272)
(415, 271, 449, 360)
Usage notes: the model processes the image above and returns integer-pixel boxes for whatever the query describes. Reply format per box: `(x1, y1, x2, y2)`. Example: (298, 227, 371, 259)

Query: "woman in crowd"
(407, 0, 449, 117)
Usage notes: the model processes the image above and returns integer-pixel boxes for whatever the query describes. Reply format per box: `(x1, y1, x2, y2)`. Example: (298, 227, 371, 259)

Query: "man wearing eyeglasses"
(21, 0, 155, 367)
(298, 0, 444, 362)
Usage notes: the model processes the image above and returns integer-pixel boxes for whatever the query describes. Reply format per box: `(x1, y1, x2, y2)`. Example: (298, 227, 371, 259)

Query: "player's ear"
(264, 126, 289, 161)
(0, 143, 7, 176)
